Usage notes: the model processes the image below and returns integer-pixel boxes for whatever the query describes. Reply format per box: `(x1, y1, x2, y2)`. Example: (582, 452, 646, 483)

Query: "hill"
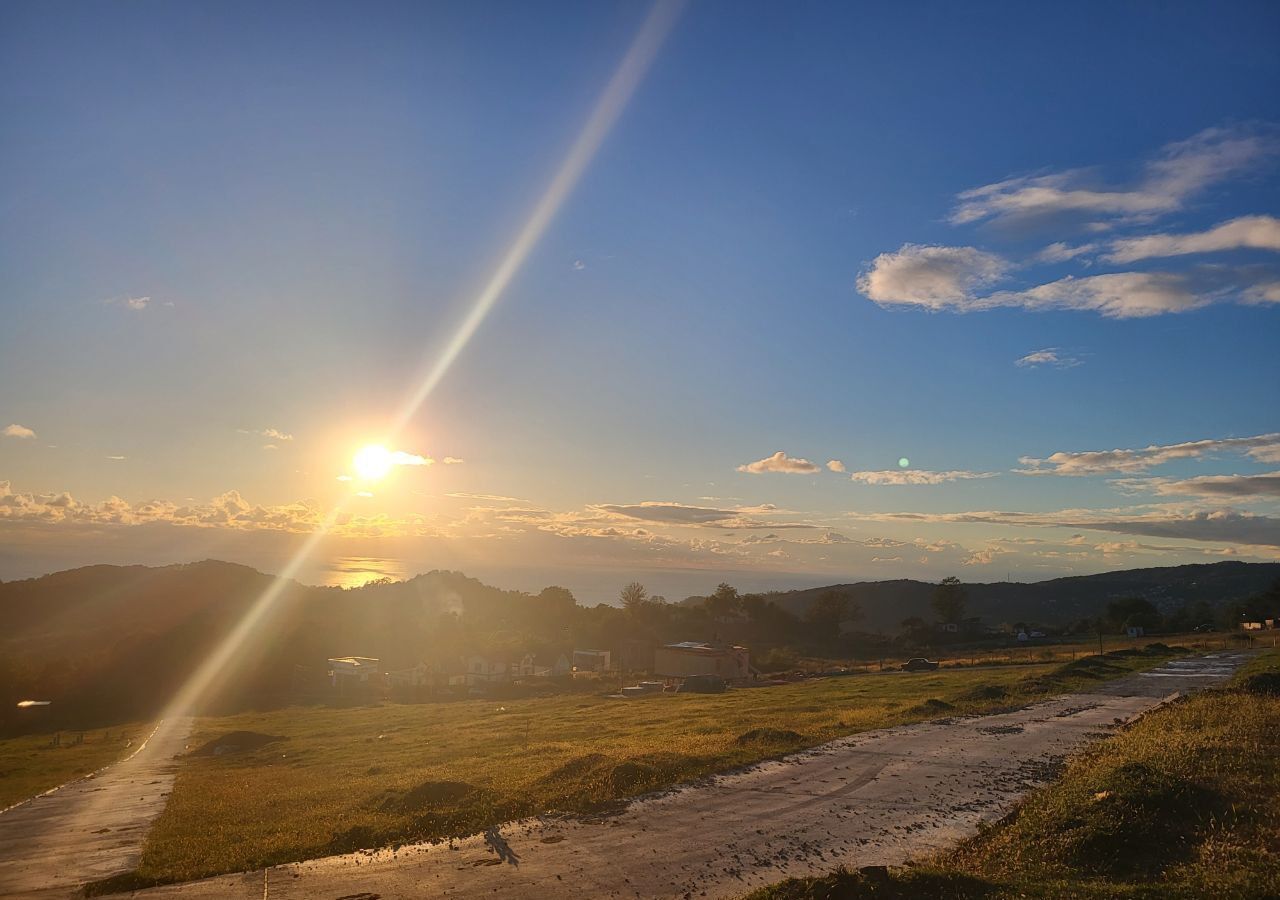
(760, 561, 1280, 632)
(1, 559, 1276, 733)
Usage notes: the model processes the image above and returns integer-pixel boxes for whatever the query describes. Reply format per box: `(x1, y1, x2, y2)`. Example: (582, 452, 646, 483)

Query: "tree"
(619, 581, 648, 610)
(704, 583, 741, 620)
(931, 576, 967, 623)
(1105, 596, 1160, 632)
(806, 590, 848, 630)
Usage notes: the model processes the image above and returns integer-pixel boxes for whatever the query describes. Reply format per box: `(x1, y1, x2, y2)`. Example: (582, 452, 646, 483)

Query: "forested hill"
(761, 561, 1280, 632)
(1, 559, 1276, 733)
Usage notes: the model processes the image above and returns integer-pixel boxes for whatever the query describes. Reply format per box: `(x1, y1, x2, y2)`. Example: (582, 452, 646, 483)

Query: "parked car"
(1193, 623, 1216, 633)
(902, 658, 940, 672)
(675, 674, 727, 693)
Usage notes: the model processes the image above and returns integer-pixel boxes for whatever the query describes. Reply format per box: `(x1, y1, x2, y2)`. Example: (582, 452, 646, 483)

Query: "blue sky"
(2, 1, 1278, 600)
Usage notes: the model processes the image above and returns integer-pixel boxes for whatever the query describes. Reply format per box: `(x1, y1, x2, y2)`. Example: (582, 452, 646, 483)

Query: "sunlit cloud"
(1105, 214, 1280, 263)
(106, 455, 126, 460)
(848, 469, 998, 485)
(239, 427, 294, 441)
(446, 491, 527, 503)
(826, 459, 846, 472)
(1018, 432, 1280, 475)
(950, 125, 1278, 227)
(1115, 472, 1280, 499)
(3, 424, 36, 439)
(737, 451, 822, 474)
(857, 244, 1009, 309)
(443, 456, 464, 465)
(860, 505, 1280, 548)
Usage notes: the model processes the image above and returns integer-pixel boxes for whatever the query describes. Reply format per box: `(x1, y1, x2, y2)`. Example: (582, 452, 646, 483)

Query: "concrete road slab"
(0, 717, 192, 900)
(114, 652, 1248, 899)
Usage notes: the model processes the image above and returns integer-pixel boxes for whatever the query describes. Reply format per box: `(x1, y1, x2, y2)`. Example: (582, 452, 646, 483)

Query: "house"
(619, 638, 656, 672)
(572, 649, 612, 672)
(386, 659, 464, 690)
(654, 642, 750, 680)
(1126, 625, 1145, 638)
(328, 656, 380, 689)
(465, 655, 509, 686)
(551, 653, 573, 676)
(936, 622, 959, 634)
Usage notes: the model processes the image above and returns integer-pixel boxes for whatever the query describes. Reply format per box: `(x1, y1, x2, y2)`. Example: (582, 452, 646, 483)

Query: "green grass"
(0, 723, 147, 810)
(128, 649, 1175, 884)
(751, 650, 1280, 900)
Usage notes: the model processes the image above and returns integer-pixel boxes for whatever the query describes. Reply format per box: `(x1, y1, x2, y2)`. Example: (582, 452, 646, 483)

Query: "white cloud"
(826, 459, 846, 473)
(1015, 348, 1081, 368)
(962, 546, 1007, 566)
(3, 424, 36, 439)
(848, 469, 998, 485)
(241, 427, 293, 442)
(390, 451, 431, 466)
(1106, 215, 1280, 263)
(1036, 242, 1097, 263)
(983, 271, 1210, 317)
(106, 455, 126, 461)
(443, 456, 464, 465)
(857, 244, 1009, 309)
(1018, 432, 1280, 476)
(125, 296, 150, 310)
(951, 126, 1278, 227)
(737, 451, 821, 475)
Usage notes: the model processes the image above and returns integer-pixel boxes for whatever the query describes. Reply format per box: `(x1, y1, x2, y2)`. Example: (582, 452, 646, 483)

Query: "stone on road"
(0, 717, 192, 899)
(120, 652, 1247, 899)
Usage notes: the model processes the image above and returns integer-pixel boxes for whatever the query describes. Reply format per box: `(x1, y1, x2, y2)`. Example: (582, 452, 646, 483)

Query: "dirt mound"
(607, 761, 657, 791)
(735, 728, 805, 746)
(380, 780, 476, 813)
(959, 684, 1008, 702)
(540, 753, 612, 783)
(189, 731, 285, 757)
(327, 824, 381, 853)
(1059, 761, 1218, 877)
(910, 698, 955, 715)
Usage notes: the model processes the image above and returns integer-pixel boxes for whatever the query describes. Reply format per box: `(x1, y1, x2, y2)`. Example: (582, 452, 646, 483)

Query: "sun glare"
(353, 444, 394, 481)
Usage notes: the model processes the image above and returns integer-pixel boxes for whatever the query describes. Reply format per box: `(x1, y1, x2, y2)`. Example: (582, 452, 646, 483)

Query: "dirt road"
(0, 717, 192, 900)
(112, 651, 1247, 899)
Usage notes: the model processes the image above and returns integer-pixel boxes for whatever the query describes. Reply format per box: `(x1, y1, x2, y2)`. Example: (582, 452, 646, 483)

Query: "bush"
(1239, 671, 1280, 697)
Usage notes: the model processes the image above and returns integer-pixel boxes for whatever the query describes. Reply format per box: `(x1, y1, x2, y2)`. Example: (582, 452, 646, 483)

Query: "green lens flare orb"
(898, 457, 910, 468)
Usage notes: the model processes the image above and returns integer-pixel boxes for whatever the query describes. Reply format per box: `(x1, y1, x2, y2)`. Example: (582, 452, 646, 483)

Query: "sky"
(2, 0, 1278, 603)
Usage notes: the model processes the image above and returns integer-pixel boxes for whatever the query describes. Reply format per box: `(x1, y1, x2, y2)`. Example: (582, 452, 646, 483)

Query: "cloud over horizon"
(1018, 432, 1280, 476)
(737, 451, 822, 475)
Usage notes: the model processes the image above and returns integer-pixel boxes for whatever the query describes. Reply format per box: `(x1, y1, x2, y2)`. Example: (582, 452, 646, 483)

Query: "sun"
(352, 444, 394, 482)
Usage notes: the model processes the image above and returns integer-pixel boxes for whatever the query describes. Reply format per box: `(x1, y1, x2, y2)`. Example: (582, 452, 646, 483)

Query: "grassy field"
(125, 648, 1177, 885)
(752, 650, 1280, 900)
(0, 723, 147, 811)
(809, 630, 1269, 674)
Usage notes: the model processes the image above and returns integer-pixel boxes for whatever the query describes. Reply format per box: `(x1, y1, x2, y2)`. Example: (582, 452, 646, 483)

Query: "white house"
(328, 656, 379, 688)
(654, 642, 750, 680)
(465, 655, 508, 686)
